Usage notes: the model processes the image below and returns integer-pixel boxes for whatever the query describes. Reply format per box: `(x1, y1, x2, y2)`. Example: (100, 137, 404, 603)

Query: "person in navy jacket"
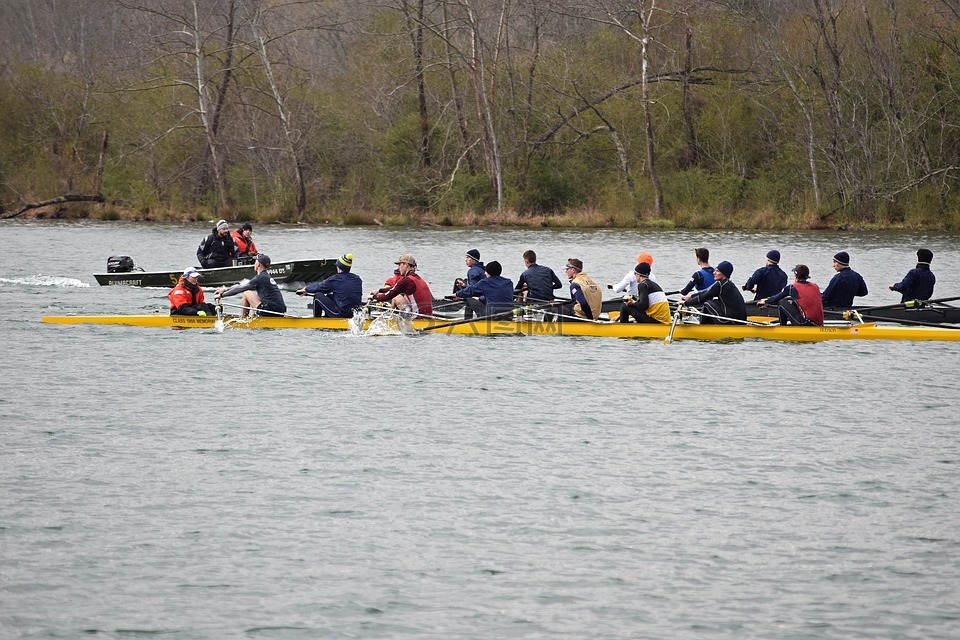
(458, 248, 488, 319)
(452, 261, 514, 318)
(822, 251, 868, 308)
(297, 253, 363, 317)
(889, 248, 935, 302)
(742, 249, 788, 300)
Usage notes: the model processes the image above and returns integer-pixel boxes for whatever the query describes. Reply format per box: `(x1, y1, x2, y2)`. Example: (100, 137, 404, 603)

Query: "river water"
(2, 220, 959, 639)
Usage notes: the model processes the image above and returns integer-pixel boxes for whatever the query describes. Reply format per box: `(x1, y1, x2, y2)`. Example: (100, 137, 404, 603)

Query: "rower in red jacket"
(370, 254, 433, 318)
(759, 264, 824, 326)
(168, 268, 218, 316)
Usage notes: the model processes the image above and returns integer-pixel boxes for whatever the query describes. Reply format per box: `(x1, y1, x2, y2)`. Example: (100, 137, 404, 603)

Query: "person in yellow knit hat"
(297, 253, 363, 317)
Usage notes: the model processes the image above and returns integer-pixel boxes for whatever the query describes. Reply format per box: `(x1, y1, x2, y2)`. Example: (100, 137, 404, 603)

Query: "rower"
(759, 264, 824, 326)
(822, 251, 868, 308)
(459, 248, 487, 319)
(514, 249, 563, 305)
(889, 248, 935, 303)
(214, 253, 286, 318)
(618, 262, 670, 324)
(369, 254, 433, 318)
(678, 247, 715, 296)
(678, 260, 747, 324)
(742, 249, 787, 300)
(450, 260, 514, 319)
(607, 252, 656, 297)
(297, 253, 363, 318)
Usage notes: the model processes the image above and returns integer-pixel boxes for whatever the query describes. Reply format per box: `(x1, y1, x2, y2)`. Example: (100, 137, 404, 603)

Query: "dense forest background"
(1, 0, 959, 228)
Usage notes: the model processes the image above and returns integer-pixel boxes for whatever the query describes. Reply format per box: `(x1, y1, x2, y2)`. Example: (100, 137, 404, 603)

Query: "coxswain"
(297, 253, 364, 317)
(678, 247, 715, 295)
(822, 251, 868, 308)
(759, 264, 824, 326)
(678, 260, 747, 324)
(889, 248, 935, 303)
(452, 260, 515, 318)
(618, 262, 670, 324)
(742, 249, 787, 300)
(214, 254, 286, 318)
(168, 268, 218, 316)
(369, 254, 433, 318)
(231, 223, 258, 263)
(560, 258, 603, 320)
(196, 219, 238, 268)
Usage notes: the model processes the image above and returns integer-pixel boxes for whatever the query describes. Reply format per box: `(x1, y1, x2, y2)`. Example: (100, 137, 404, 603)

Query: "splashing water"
(0, 275, 90, 287)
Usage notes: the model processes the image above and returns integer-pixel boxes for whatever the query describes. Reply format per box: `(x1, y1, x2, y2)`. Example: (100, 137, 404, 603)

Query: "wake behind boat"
(93, 257, 338, 288)
(40, 311, 960, 342)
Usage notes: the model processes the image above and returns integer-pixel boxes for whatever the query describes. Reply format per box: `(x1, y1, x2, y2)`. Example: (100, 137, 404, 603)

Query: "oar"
(852, 295, 960, 314)
(217, 300, 302, 319)
(678, 306, 775, 327)
(823, 309, 960, 329)
(420, 312, 515, 333)
(664, 306, 683, 344)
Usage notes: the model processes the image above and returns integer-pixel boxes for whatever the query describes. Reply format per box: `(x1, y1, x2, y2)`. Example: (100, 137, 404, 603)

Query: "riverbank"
(6, 201, 958, 231)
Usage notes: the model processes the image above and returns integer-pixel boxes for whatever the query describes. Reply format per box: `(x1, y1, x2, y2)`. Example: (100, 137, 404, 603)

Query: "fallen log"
(2, 193, 106, 220)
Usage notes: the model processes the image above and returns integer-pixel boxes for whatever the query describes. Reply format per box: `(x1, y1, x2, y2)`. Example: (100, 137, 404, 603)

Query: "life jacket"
(794, 280, 824, 326)
(231, 229, 258, 256)
(697, 267, 716, 291)
(572, 273, 603, 319)
(168, 278, 205, 311)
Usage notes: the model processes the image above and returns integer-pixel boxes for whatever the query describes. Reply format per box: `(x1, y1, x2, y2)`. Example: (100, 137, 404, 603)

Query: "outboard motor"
(107, 255, 136, 273)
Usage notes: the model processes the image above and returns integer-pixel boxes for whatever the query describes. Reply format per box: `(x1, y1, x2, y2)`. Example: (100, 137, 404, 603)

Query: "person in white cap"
(168, 268, 218, 316)
(196, 219, 238, 268)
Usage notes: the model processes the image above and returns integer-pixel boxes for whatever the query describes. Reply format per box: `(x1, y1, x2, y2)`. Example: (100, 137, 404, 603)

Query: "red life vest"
(794, 280, 824, 325)
(231, 229, 258, 256)
(168, 278, 206, 311)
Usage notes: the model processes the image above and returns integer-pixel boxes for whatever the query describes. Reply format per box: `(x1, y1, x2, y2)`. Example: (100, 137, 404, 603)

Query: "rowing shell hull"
(745, 302, 960, 324)
(93, 258, 337, 288)
(40, 314, 960, 342)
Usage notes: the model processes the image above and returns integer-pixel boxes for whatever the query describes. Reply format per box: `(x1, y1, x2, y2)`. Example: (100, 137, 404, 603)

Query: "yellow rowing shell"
(40, 313, 960, 342)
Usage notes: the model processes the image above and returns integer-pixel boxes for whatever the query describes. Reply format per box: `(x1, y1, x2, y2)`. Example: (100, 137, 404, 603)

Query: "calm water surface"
(2, 221, 959, 639)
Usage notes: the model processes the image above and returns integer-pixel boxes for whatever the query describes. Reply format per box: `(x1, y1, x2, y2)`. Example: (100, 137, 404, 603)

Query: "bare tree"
(114, 0, 240, 213)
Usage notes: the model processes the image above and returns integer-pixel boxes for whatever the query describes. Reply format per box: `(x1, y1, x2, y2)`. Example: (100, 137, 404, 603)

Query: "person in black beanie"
(822, 251, 868, 308)
(889, 248, 936, 302)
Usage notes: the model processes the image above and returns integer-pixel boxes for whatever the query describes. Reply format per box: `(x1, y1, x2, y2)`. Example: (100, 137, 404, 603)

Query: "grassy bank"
(14, 201, 959, 232)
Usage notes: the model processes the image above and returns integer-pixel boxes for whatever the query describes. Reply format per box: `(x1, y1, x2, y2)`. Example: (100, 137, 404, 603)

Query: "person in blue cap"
(297, 253, 363, 317)
(822, 251, 868, 308)
(742, 249, 787, 300)
(889, 248, 935, 302)
(678, 260, 747, 324)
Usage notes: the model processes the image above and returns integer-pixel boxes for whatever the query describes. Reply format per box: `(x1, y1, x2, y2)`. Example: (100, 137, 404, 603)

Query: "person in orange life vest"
(369, 254, 434, 318)
(758, 264, 824, 326)
(231, 223, 258, 262)
(168, 268, 218, 316)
